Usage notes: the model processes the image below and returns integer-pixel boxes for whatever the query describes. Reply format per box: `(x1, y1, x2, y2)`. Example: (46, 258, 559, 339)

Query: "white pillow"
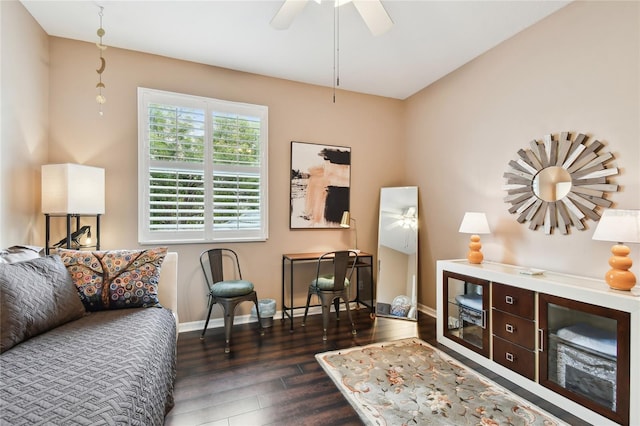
(0, 246, 43, 264)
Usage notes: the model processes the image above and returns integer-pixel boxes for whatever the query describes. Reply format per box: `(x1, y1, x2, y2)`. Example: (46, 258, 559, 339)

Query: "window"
(138, 88, 268, 244)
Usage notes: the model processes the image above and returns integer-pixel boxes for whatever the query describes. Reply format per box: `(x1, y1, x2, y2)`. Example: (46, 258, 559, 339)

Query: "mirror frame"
(376, 186, 418, 321)
(503, 132, 618, 234)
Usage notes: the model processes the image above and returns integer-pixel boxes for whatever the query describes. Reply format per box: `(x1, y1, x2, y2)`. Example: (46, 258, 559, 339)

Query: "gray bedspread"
(0, 307, 176, 425)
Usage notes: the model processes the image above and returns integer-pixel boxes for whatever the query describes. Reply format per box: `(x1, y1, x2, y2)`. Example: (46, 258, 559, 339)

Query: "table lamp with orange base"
(458, 212, 491, 264)
(592, 209, 640, 291)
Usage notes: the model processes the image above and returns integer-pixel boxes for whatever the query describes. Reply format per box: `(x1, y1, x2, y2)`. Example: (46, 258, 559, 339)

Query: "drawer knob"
(505, 352, 515, 362)
(505, 323, 515, 333)
(505, 295, 514, 305)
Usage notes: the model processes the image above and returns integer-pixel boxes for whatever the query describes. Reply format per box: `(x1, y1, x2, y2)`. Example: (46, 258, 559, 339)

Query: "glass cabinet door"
(539, 293, 630, 425)
(442, 271, 490, 358)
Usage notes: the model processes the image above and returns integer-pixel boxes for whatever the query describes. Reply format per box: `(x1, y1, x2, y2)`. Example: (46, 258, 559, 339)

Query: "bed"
(0, 250, 178, 425)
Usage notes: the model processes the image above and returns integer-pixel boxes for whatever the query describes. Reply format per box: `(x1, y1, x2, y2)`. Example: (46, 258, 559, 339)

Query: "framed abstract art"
(290, 141, 351, 229)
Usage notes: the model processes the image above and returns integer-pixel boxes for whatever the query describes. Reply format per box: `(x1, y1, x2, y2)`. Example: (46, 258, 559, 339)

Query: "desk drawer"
(493, 336, 535, 380)
(492, 309, 535, 350)
(492, 282, 534, 319)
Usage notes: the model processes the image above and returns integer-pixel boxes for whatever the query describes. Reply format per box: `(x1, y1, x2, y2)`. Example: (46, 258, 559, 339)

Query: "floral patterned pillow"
(58, 247, 168, 311)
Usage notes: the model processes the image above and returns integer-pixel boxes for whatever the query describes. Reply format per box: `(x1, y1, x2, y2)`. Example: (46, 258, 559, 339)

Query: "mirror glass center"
(533, 166, 572, 202)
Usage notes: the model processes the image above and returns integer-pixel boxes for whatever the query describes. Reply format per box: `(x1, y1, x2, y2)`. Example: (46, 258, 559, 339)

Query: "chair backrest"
(199, 248, 243, 291)
(317, 250, 359, 291)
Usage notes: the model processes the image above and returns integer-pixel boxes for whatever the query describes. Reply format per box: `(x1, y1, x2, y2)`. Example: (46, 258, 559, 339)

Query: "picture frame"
(290, 141, 351, 229)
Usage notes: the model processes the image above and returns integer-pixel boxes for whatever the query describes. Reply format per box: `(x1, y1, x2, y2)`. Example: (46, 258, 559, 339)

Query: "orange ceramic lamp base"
(605, 244, 636, 291)
(467, 235, 484, 264)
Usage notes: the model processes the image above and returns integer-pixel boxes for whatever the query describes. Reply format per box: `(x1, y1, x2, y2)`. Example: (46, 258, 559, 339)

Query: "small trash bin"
(251, 298, 276, 328)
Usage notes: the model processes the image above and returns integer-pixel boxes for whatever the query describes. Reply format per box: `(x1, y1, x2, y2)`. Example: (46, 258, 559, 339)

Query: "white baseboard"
(419, 303, 436, 318)
(178, 305, 325, 334)
(178, 303, 436, 333)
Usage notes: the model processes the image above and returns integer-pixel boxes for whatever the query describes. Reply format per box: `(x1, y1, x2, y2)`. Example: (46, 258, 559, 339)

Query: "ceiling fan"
(270, 0, 394, 36)
(381, 207, 417, 230)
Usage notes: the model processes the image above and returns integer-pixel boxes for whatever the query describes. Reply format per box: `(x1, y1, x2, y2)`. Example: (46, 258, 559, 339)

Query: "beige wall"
(0, 0, 49, 246)
(2, 1, 638, 324)
(406, 0, 640, 309)
(45, 38, 405, 323)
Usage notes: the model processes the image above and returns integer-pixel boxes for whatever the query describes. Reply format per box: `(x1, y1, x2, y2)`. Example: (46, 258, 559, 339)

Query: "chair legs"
(320, 295, 331, 341)
(200, 294, 215, 340)
(251, 292, 265, 338)
(335, 290, 357, 338)
(304, 290, 357, 341)
(221, 299, 238, 354)
(301, 289, 313, 327)
(342, 291, 358, 336)
(201, 292, 264, 353)
(342, 291, 357, 337)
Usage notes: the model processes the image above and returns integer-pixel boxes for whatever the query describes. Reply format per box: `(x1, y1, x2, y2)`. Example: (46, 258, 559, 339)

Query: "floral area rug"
(316, 338, 567, 426)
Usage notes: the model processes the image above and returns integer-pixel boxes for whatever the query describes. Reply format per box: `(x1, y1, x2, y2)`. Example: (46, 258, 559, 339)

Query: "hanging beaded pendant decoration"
(96, 6, 107, 115)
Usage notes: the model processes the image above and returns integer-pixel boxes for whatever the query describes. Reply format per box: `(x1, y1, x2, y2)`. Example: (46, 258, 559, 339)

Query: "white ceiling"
(20, 0, 570, 100)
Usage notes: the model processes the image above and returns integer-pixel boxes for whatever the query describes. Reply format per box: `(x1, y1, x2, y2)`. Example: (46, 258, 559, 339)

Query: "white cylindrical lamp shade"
(41, 163, 105, 214)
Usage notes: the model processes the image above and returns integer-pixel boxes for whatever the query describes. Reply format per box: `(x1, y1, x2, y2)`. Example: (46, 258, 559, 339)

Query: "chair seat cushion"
(311, 275, 350, 290)
(211, 280, 254, 297)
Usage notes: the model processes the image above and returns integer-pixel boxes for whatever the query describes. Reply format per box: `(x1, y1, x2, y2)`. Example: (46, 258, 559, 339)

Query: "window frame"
(137, 87, 268, 244)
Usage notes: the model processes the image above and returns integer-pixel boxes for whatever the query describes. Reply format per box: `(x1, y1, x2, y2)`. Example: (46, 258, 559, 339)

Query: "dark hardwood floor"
(165, 309, 589, 426)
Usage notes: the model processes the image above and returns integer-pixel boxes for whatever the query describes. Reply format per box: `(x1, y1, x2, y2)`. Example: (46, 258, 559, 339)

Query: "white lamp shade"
(41, 163, 105, 214)
(459, 212, 490, 234)
(592, 209, 640, 244)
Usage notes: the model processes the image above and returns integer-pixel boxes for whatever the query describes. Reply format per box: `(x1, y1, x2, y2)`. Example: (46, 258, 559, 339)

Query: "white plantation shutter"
(149, 169, 205, 231)
(138, 88, 268, 244)
(212, 172, 261, 230)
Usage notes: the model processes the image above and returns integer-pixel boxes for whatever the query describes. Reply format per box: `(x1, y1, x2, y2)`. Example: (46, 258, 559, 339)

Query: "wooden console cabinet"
(437, 260, 640, 426)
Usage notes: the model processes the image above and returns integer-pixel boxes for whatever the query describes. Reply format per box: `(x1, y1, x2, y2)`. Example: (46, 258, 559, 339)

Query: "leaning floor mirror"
(376, 186, 418, 321)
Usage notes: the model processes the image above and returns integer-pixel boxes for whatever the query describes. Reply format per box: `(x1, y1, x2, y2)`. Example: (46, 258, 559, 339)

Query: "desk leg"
(289, 260, 294, 332)
(354, 265, 360, 309)
(369, 259, 375, 317)
(353, 257, 374, 313)
(281, 257, 285, 322)
(281, 257, 295, 332)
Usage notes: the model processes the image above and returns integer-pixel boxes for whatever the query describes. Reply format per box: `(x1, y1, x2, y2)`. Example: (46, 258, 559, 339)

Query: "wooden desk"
(281, 251, 374, 331)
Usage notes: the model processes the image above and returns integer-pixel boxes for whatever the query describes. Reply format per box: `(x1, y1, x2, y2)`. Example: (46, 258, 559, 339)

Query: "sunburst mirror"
(503, 132, 618, 234)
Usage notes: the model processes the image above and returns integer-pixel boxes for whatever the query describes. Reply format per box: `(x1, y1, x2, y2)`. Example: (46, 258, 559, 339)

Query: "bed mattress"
(0, 307, 176, 425)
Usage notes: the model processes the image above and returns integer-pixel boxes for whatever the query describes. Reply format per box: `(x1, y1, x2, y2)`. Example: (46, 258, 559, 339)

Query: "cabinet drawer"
(492, 282, 534, 319)
(492, 309, 535, 350)
(492, 336, 535, 380)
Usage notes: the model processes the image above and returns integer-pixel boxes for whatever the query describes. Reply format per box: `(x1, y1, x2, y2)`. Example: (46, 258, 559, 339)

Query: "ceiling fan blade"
(352, 0, 393, 36)
(270, 0, 309, 30)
